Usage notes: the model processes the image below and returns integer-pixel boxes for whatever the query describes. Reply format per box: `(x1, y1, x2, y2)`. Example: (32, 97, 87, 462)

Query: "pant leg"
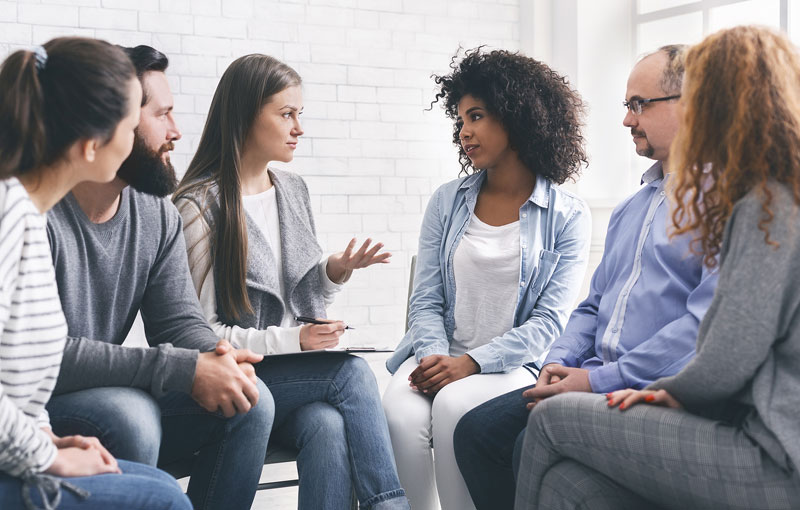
(158, 378, 274, 510)
(537, 459, 660, 510)
(0, 460, 191, 510)
(515, 392, 800, 510)
(382, 357, 438, 510)
(453, 384, 533, 510)
(431, 367, 536, 510)
(258, 352, 408, 510)
(272, 401, 353, 510)
(46, 387, 162, 465)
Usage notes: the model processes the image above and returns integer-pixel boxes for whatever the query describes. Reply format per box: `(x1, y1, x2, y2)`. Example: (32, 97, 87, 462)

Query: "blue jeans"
(453, 384, 534, 510)
(257, 352, 408, 510)
(46, 382, 274, 510)
(0, 459, 190, 510)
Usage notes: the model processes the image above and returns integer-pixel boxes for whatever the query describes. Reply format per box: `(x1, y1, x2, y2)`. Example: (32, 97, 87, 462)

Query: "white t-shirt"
(450, 214, 521, 357)
(242, 187, 295, 328)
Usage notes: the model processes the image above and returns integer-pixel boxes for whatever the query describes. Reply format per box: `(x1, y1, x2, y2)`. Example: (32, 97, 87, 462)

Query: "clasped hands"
(522, 363, 682, 411)
(409, 354, 480, 395)
(191, 339, 263, 418)
(43, 428, 120, 478)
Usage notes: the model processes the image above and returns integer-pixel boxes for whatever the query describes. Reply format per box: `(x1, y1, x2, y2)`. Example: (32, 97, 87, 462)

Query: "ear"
(77, 138, 99, 163)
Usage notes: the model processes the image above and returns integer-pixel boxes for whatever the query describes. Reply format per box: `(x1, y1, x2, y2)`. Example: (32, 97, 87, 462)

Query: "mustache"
(159, 142, 175, 153)
(631, 128, 646, 137)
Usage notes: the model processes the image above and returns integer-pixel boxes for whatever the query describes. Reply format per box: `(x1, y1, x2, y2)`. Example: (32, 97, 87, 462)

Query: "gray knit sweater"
(46, 187, 220, 396)
(650, 182, 800, 472)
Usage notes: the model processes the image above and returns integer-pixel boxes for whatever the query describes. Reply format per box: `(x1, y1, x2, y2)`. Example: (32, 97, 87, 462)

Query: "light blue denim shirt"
(386, 170, 591, 374)
(544, 162, 719, 393)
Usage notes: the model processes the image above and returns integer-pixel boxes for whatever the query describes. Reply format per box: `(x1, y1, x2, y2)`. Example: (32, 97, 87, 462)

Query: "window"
(630, 0, 788, 177)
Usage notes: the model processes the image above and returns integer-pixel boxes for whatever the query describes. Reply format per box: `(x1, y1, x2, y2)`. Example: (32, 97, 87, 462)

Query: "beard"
(116, 132, 178, 198)
(631, 128, 655, 159)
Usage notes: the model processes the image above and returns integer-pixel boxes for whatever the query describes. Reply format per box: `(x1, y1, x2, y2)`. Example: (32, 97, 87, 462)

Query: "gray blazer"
(181, 168, 326, 330)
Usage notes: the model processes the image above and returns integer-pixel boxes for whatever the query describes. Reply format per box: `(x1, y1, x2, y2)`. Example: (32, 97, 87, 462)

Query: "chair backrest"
(404, 254, 417, 333)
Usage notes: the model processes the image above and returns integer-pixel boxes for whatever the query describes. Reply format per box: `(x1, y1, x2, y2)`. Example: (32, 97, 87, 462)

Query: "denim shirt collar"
(459, 170, 552, 210)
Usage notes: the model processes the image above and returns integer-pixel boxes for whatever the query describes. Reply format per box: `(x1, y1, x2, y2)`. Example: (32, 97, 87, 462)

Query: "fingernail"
(619, 403, 626, 410)
(645, 395, 655, 402)
(606, 393, 613, 399)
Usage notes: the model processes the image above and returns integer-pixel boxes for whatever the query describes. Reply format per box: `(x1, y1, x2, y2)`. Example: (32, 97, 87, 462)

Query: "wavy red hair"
(670, 26, 800, 267)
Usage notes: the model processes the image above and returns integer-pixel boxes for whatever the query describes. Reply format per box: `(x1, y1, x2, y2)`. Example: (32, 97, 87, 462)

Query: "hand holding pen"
(295, 316, 352, 351)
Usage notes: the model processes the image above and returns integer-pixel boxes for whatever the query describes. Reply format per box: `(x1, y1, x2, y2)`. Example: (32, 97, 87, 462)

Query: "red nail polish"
(606, 393, 613, 399)
(619, 403, 626, 410)
(645, 394, 655, 402)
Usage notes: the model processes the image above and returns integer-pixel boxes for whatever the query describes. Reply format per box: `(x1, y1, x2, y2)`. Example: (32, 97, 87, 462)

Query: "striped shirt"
(0, 177, 65, 477)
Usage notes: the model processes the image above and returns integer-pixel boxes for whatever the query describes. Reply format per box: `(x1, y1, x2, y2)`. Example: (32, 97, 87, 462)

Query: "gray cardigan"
(649, 182, 800, 472)
(180, 168, 326, 329)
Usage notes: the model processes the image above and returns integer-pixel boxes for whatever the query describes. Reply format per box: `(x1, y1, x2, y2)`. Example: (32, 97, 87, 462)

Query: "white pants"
(382, 357, 536, 510)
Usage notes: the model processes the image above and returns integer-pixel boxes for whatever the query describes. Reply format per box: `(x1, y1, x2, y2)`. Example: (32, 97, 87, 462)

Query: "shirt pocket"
(530, 249, 561, 297)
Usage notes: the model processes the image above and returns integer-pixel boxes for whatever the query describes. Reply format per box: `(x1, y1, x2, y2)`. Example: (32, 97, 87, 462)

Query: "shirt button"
(660, 191, 665, 196)
(520, 281, 525, 286)
(522, 213, 528, 218)
(612, 328, 618, 333)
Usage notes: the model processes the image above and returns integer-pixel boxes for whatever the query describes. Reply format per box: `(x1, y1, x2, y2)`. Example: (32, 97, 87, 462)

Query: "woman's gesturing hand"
(326, 237, 391, 284)
(606, 388, 682, 411)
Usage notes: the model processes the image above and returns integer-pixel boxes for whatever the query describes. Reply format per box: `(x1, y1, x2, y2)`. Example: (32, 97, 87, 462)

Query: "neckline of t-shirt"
(242, 186, 276, 201)
(470, 213, 520, 231)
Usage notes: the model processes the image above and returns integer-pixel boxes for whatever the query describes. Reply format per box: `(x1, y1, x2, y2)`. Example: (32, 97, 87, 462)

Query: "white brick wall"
(1, 0, 520, 347)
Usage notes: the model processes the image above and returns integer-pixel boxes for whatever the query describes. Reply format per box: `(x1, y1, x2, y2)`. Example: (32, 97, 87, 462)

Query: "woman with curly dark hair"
(516, 25, 800, 510)
(382, 48, 592, 510)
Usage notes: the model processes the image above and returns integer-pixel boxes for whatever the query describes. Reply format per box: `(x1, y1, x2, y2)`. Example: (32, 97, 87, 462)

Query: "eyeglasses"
(623, 95, 680, 115)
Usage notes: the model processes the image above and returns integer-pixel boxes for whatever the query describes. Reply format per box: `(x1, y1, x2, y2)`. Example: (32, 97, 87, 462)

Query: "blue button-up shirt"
(544, 162, 718, 393)
(387, 170, 592, 374)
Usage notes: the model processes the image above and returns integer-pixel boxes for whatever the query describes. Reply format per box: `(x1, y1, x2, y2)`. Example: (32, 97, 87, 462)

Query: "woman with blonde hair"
(515, 25, 800, 510)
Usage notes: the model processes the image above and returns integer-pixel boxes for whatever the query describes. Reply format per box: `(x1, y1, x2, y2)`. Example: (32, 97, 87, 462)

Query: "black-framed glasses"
(623, 95, 680, 115)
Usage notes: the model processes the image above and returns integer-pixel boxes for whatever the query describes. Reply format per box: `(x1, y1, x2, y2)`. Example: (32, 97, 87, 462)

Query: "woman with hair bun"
(0, 37, 190, 510)
(382, 48, 592, 510)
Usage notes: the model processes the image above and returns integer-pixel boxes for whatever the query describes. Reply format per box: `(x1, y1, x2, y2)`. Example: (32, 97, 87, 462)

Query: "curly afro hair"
(432, 48, 588, 184)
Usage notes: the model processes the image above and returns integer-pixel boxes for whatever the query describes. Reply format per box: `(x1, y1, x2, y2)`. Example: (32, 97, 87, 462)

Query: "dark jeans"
(46, 381, 273, 510)
(453, 384, 535, 510)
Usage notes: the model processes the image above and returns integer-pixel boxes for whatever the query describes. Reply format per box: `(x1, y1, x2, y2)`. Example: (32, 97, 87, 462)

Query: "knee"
(248, 379, 275, 430)
(302, 402, 346, 445)
(73, 388, 162, 464)
(431, 384, 473, 429)
(340, 355, 379, 390)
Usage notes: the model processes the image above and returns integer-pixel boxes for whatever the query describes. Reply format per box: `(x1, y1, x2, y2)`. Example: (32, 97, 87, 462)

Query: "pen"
(294, 316, 355, 330)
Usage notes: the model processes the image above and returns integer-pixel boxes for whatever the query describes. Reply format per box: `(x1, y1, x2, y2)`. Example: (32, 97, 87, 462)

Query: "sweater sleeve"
(176, 198, 303, 355)
(54, 336, 198, 396)
(649, 190, 800, 411)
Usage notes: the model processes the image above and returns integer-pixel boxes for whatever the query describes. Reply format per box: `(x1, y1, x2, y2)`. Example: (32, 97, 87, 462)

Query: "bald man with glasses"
(451, 45, 720, 510)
